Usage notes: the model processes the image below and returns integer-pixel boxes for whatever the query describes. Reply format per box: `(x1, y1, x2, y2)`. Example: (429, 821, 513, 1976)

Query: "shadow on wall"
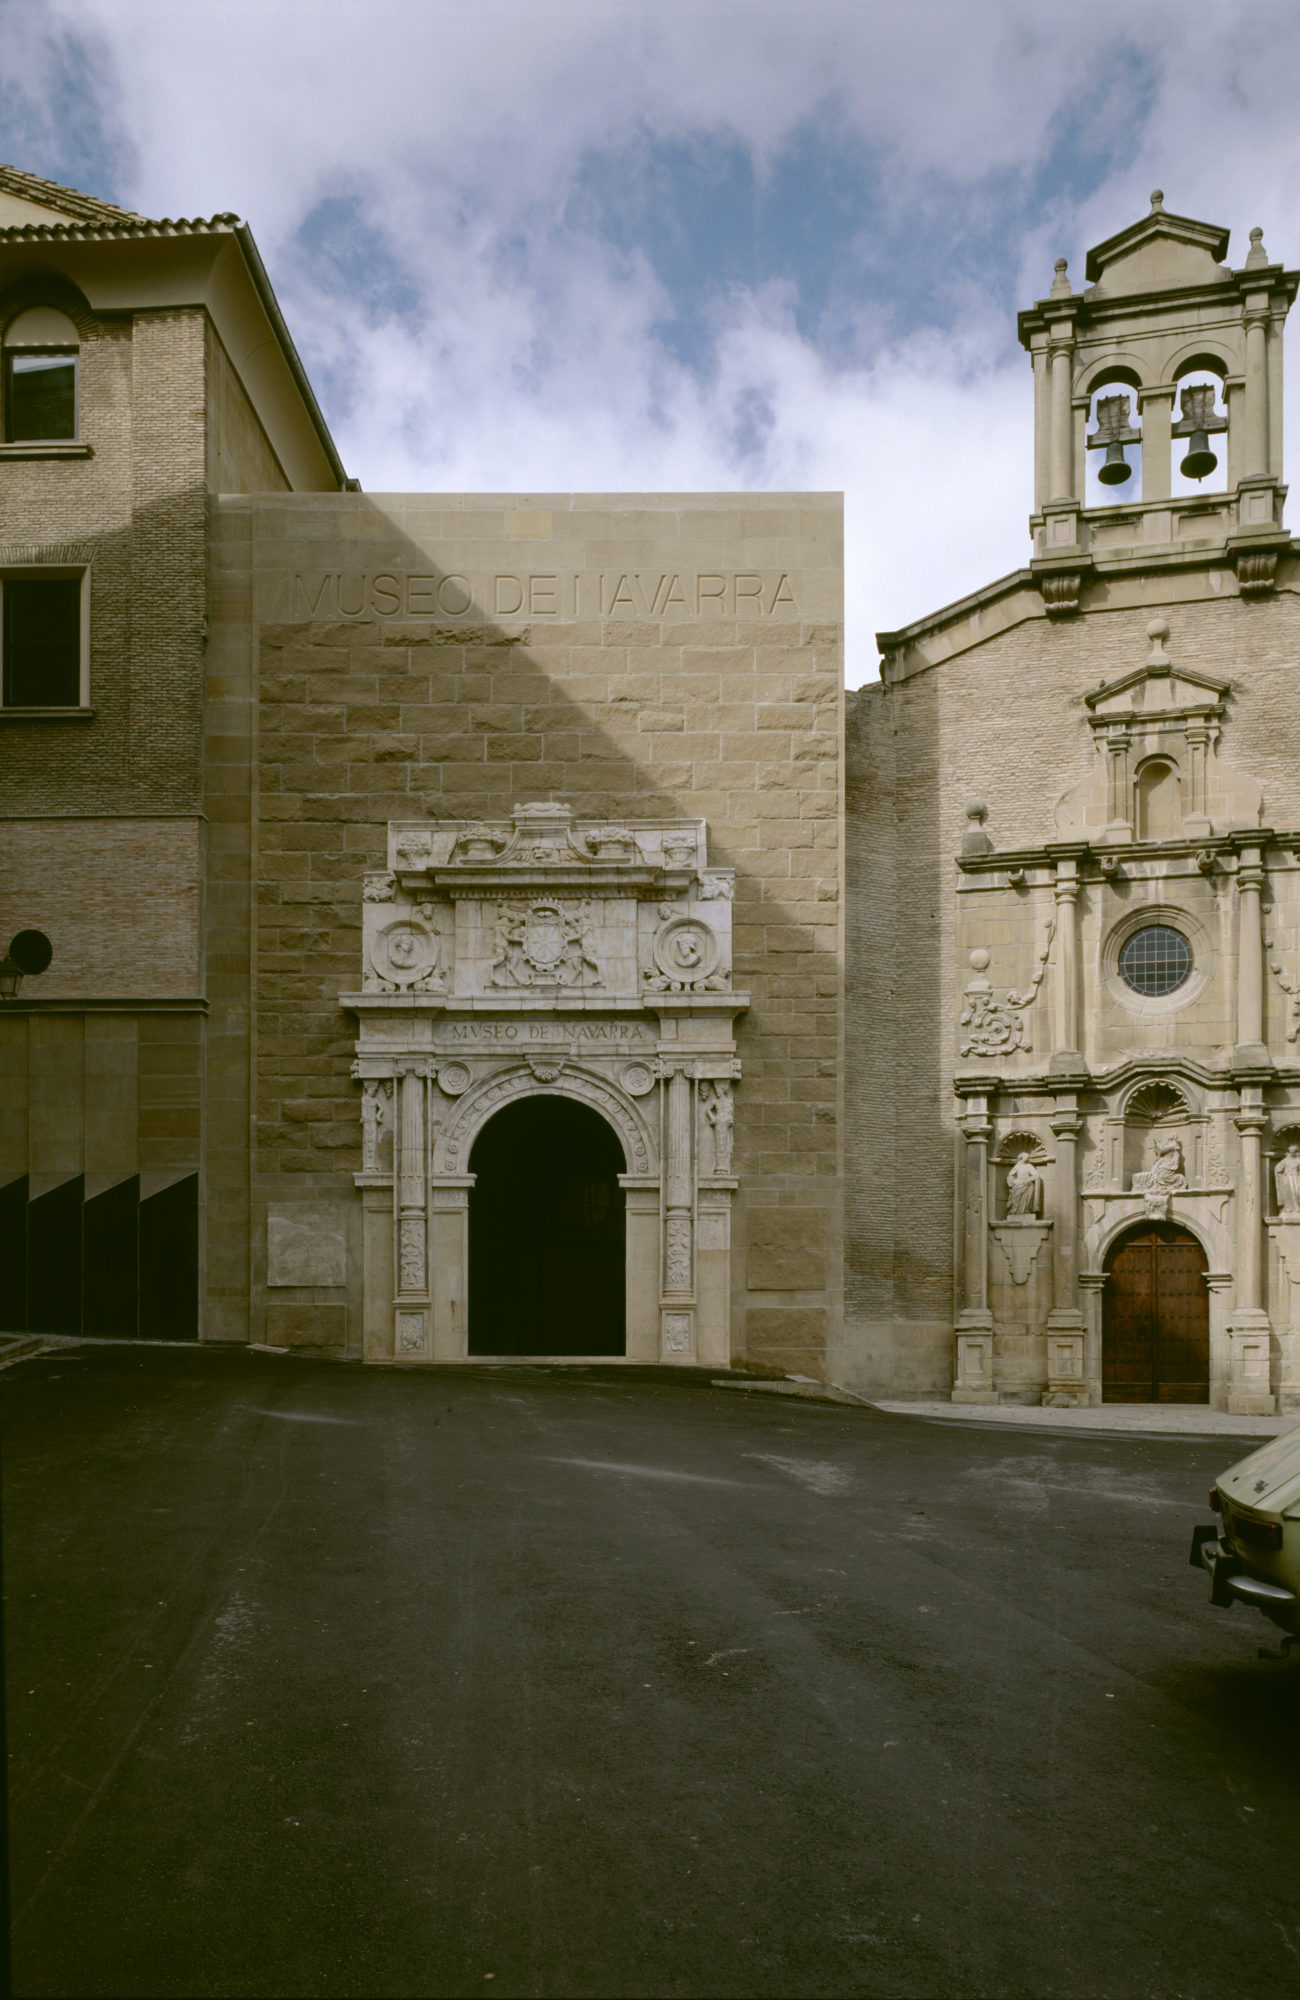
(207, 493, 843, 1368)
(843, 678, 951, 1396)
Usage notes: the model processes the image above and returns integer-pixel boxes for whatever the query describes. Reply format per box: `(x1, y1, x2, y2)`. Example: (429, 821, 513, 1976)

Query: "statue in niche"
(703, 1081, 734, 1174)
(360, 1080, 391, 1174)
(1005, 1153, 1042, 1217)
(1132, 1135, 1187, 1220)
(1275, 1142, 1300, 1218)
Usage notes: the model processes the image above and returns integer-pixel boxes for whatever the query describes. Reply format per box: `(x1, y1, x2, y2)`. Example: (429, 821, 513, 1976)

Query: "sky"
(3, 0, 1300, 682)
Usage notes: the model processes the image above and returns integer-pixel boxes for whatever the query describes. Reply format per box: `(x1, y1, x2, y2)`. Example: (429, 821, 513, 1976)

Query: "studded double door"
(1102, 1224, 1209, 1403)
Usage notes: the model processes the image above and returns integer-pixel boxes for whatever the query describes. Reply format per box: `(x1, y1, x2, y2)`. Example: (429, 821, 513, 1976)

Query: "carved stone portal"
(344, 804, 748, 1369)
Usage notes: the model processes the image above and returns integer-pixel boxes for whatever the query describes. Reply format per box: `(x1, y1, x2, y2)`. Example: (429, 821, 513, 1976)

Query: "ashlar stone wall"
(205, 493, 844, 1368)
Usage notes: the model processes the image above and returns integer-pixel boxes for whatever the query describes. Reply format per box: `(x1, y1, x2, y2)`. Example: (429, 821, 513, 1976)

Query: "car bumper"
(1190, 1526, 1299, 1630)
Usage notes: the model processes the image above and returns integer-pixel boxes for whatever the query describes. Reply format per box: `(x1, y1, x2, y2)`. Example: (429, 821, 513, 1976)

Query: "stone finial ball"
(1054, 258, 1067, 272)
(965, 799, 988, 822)
(969, 948, 991, 972)
(1150, 189, 1164, 208)
(1251, 226, 1264, 243)
(1147, 617, 1170, 641)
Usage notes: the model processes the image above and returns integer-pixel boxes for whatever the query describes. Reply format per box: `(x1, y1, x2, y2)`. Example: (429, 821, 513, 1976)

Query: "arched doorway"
(1102, 1222, 1209, 1403)
(468, 1096, 626, 1357)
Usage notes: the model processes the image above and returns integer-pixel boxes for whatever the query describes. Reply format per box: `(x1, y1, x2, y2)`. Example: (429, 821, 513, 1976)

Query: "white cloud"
(11, 0, 1300, 679)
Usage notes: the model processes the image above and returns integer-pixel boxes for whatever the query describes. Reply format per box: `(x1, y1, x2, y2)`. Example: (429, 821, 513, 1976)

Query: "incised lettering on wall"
(293, 569, 798, 622)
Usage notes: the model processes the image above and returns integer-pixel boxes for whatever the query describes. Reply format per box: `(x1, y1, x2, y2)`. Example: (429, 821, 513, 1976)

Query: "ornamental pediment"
(360, 803, 735, 1002)
(1084, 663, 1228, 726)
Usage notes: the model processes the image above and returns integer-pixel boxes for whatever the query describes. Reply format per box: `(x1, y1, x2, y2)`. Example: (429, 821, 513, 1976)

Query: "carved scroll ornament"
(958, 929, 1053, 1060)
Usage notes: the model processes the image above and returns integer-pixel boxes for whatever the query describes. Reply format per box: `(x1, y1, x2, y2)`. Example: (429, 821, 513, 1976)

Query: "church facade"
(2, 165, 1299, 1414)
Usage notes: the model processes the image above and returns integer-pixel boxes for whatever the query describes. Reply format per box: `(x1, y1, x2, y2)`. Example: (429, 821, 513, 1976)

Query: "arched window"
(1134, 758, 1181, 840)
(3, 305, 80, 442)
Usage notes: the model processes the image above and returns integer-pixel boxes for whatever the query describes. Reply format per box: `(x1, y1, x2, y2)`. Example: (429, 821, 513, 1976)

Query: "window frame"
(0, 566, 92, 715)
(1102, 903, 1211, 1020)
(3, 345, 79, 445)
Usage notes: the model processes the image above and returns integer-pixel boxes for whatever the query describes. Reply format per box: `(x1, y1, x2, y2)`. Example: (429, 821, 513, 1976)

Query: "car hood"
(1218, 1422, 1300, 1516)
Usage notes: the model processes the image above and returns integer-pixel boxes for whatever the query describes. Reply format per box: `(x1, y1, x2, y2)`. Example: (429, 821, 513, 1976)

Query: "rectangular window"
(5, 350, 77, 441)
(2, 576, 84, 707)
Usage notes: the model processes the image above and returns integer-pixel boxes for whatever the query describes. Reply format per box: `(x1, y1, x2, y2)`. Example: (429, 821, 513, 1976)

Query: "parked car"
(1190, 1426, 1300, 1650)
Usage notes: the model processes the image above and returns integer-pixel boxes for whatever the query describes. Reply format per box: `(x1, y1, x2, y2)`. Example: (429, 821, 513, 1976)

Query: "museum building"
(3, 164, 1300, 1414)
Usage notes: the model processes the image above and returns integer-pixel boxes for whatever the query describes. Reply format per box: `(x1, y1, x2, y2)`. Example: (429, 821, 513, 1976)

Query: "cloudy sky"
(3, 0, 1299, 680)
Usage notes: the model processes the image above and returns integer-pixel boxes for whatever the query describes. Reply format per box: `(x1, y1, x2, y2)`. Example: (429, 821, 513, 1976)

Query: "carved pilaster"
(953, 1096, 994, 1401)
(1228, 1093, 1273, 1414)
(394, 1064, 429, 1356)
(1044, 1102, 1085, 1400)
(663, 1065, 694, 1296)
(1234, 846, 1268, 1066)
(1051, 859, 1080, 1065)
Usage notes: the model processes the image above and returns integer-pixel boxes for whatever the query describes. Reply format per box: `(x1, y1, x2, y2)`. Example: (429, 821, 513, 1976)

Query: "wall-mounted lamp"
(0, 929, 53, 1000)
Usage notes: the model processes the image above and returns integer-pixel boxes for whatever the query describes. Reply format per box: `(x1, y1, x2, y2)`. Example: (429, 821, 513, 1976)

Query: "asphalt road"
(4, 1348, 1298, 2000)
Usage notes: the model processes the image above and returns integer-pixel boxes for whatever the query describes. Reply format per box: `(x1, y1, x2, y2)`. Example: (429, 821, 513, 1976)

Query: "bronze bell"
(1180, 431, 1218, 481)
(1088, 391, 1138, 487)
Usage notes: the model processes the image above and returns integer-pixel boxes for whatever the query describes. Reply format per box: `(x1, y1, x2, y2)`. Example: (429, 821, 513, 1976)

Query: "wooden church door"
(1102, 1224, 1209, 1403)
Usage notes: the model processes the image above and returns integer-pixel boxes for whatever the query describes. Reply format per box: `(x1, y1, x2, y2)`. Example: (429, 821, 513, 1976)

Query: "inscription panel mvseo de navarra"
(287, 568, 802, 622)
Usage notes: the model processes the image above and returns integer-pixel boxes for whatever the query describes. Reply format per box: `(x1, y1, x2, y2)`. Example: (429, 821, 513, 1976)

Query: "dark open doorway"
(468, 1096, 626, 1356)
(1102, 1221, 1209, 1402)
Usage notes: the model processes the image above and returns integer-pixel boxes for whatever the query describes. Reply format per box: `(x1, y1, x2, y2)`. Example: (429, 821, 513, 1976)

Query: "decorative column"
(661, 1063, 695, 1358)
(1051, 857, 1081, 1066)
(394, 1060, 430, 1359)
(953, 1092, 995, 1403)
(1049, 332, 1075, 502)
(1043, 1100, 1086, 1404)
(1228, 1092, 1274, 1414)
(1032, 341, 1051, 513)
(1234, 844, 1268, 1066)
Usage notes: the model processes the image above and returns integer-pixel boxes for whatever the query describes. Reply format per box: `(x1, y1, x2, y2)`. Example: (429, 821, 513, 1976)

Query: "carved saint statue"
(1132, 1134, 1187, 1219)
(704, 1081, 734, 1175)
(1275, 1142, 1300, 1218)
(1005, 1152, 1041, 1217)
(360, 1080, 389, 1175)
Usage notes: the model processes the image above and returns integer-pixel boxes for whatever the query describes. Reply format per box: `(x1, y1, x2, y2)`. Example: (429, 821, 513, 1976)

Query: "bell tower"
(1018, 191, 1299, 609)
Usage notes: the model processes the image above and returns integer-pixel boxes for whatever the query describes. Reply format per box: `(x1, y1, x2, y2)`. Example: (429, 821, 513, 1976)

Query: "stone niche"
(342, 803, 749, 1366)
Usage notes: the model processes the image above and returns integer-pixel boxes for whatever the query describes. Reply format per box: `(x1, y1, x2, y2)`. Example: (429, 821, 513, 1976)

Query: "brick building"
(3, 167, 1299, 1413)
(0, 166, 843, 1380)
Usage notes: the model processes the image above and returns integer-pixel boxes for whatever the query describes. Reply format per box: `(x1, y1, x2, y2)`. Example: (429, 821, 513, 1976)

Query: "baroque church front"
(2, 165, 1298, 1414)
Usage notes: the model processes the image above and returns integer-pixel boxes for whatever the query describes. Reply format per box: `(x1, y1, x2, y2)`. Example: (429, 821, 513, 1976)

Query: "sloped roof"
(0, 162, 144, 227)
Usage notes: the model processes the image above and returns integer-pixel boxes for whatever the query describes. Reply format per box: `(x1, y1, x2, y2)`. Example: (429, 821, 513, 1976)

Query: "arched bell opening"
(1102, 1219, 1209, 1404)
(467, 1095, 626, 1357)
(1170, 363, 1228, 499)
(1085, 372, 1142, 507)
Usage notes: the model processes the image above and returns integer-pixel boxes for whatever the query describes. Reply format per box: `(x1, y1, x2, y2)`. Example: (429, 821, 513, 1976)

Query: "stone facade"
(848, 193, 1300, 1414)
(8, 164, 1300, 1413)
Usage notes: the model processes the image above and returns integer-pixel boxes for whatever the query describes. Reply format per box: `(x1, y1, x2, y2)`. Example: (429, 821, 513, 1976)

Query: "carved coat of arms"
(492, 901, 602, 988)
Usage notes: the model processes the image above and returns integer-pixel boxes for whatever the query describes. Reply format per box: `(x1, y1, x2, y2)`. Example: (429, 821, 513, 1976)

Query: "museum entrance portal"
(467, 1097, 626, 1357)
(1102, 1223, 1210, 1403)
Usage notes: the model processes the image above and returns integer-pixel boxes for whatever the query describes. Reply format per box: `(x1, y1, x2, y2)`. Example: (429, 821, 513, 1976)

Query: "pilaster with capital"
(1051, 858, 1081, 1064)
(1228, 1092, 1274, 1414)
(394, 1061, 430, 1358)
(1234, 845, 1268, 1066)
(1048, 329, 1075, 502)
(953, 1094, 994, 1401)
(1043, 1101, 1086, 1404)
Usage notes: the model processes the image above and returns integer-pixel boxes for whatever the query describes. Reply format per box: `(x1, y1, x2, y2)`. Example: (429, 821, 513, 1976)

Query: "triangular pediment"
(1084, 204, 1230, 293)
(1085, 662, 1229, 720)
(0, 163, 141, 230)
